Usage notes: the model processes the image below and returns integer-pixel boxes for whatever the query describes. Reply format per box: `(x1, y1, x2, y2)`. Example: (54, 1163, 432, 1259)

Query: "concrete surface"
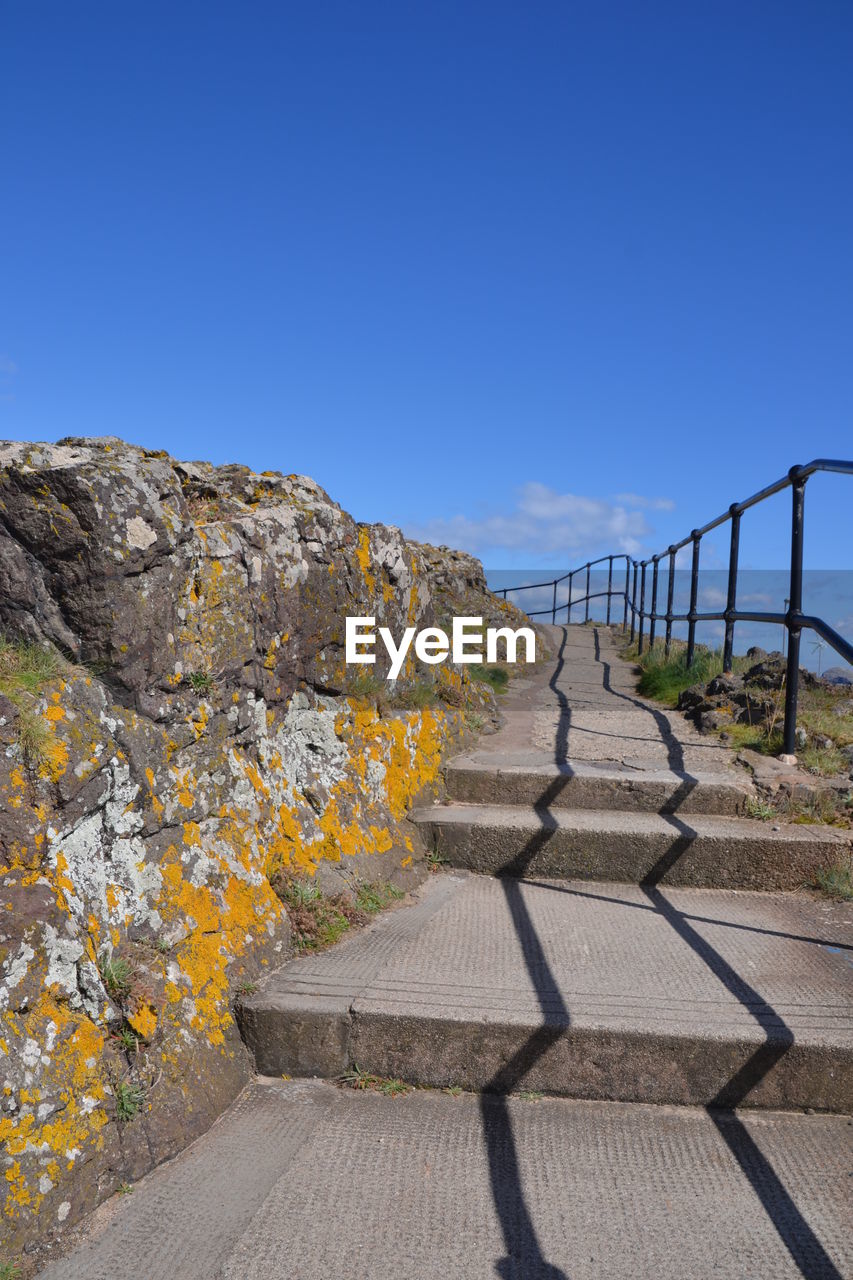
(239, 872, 853, 1110)
(446, 756, 752, 813)
(469, 624, 739, 774)
(413, 802, 847, 890)
(36, 1078, 853, 1280)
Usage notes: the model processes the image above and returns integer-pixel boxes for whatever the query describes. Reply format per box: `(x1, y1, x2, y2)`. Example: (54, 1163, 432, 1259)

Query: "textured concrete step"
(445, 757, 752, 814)
(238, 874, 853, 1112)
(35, 1078, 853, 1280)
(411, 802, 850, 891)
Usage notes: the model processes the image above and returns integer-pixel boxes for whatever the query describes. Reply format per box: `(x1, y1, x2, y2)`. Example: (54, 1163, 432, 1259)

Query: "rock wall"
(0, 437, 526, 1259)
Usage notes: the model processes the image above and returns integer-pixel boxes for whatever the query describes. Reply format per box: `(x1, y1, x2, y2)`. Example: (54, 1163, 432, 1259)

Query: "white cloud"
(406, 482, 675, 562)
(613, 493, 675, 511)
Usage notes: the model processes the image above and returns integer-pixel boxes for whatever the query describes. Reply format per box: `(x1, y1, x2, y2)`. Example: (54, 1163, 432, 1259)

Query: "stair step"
(238, 874, 853, 1112)
(411, 803, 848, 891)
(445, 758, 751, 814)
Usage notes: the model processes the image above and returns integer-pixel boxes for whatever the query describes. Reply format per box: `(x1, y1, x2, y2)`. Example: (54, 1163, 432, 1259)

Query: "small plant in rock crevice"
(114, 1080, 145, 1123)
(0, 635, 66, 769)
(100, 954, 135, 1002)
(184, 671, 213, 693)
(745, 796, 777, 821)
(339, 1066, 411, 1096)
(812, 853, 853, 901)
(470, 664, 509, 693)
(272, 875, 404, 952)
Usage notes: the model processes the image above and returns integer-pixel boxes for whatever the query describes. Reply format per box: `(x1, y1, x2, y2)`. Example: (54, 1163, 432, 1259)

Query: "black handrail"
(498, 459, 853, 758)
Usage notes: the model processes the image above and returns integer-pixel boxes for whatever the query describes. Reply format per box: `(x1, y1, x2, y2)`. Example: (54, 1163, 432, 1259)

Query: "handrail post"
(623, 559, 630, 631)
(606, 555, 613, 625)
(630, 561, 638, 642)
(649, 557, 659, 652)
(638, 561, 647, 655)
(665, 548, 676, 657)
(686, 532, 700, 668)
(568, 572, 573, 625)
(783, 470, 807, 756)
(551, 579, 557, 625)
(723, 504, 741, 673)
(584, 562, 591, 623)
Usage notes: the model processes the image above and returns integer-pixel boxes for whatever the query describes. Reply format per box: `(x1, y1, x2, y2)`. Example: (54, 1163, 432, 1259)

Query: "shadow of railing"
(596, 627, 844, 1280)
(479, 622, 842, 1280)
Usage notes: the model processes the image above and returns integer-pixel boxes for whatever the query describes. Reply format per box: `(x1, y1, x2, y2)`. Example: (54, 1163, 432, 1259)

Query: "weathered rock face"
(0, 437, 525, 1258)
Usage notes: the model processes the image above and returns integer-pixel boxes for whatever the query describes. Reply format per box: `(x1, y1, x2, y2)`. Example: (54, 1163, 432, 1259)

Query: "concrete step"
(445, 757, 752, 814)
(238, 874, 853, 1113)
(35, 1077, 853, 1280)
(411, 802, 850, 891)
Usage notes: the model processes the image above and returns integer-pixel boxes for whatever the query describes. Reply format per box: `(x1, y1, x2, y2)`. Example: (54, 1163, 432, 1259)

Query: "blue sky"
(2, 2, 852, 572)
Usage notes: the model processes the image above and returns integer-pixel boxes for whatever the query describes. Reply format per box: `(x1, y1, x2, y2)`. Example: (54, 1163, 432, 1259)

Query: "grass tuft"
(100, 954, 134, 1001)
(354, 882, 404, 914)
(0, 635, 65, 767)
(469, 664, 509, 693)
(114, 1080, 145, 1123)
(813, 853, 853, 901)
(184, 671, 212, 693)
(339, 1065, 411, 1096)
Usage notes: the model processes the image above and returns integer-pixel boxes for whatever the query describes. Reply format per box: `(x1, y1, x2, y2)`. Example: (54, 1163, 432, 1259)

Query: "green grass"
(354, 881, 404, 914)
(274, 875, 406, 951)
(275, 877, 361, 951)
(518, 1090, 544, 1102)
(113, 1024, 140, 1055)
(469, 664, 509, 693)
(425, 847, 448, 874)
(627, 638, 853, 779)
(628, 641, 743, 707)
(0, 1261, 21, 1280)
(799, 742, 848, 776)
(813, 853, 853, 900)
(345, 670, 386, 701)
(340, 1065, 411, 1096)
(391, 682, 438, 710)
(0, 635, 65, 767)
(715, 722, 783, 755)
(184, 671, 212, 693)
(114, 1080, 145, 1123)
(745, 796, 777, 821)
(100, 954, 134, 1001)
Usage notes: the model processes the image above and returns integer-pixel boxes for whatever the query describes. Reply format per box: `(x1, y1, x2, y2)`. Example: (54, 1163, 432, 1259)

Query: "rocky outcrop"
(0, 437, 526, 1259)
(677, 650, 821, 736)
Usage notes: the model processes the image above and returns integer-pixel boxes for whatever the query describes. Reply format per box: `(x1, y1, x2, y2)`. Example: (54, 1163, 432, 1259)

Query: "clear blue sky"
(3, 2, 852, 570)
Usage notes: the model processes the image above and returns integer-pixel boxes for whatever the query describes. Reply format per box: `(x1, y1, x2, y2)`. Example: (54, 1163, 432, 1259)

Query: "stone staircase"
(40, 625, 853, 1280)
(240, 625, 853, 1114)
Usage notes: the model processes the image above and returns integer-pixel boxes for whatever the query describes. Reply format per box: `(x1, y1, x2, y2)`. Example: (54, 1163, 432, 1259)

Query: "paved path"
(38, 1078, 853, 1280)
(36, 625, 853, 1280)
(473, 623, 736, 772)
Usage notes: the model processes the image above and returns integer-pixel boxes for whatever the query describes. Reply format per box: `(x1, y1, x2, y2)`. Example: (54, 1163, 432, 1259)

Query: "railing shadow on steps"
(497, 459, 853, 758)
(480, 623, 843, 1280)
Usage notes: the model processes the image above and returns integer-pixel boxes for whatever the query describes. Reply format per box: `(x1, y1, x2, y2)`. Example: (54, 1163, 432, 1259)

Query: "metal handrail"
(498, 459, 853, 757)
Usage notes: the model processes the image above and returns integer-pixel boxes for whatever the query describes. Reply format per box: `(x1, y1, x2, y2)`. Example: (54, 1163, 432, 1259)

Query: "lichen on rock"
(0, 436, 525, 1257)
